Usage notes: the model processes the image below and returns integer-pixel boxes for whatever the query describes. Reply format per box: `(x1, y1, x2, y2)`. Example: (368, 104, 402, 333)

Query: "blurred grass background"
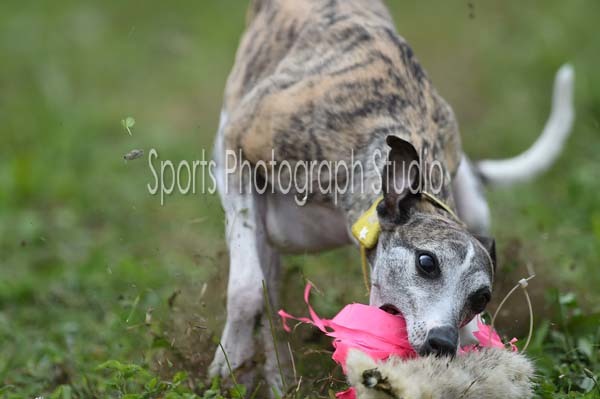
(0, 1, 599, 397)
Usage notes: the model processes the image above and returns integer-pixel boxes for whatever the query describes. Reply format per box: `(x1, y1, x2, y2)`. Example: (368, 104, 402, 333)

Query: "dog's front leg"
(208, 186, 266, 383)
(209, 177, 286, 393)
(208, 115, 265, 386)
(209, 115, 286, 393)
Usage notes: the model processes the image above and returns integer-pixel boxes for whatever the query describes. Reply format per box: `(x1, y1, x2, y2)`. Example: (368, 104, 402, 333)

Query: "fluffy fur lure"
(346, 348, 534, 399)
(279, 284, 534, 398)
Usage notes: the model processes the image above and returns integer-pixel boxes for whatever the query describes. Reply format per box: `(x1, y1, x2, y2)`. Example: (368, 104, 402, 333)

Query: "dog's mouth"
(379, 304, 401, 315)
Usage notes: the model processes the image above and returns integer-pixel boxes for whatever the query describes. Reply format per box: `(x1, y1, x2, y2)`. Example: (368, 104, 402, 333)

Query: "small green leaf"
(173, 371, 188, 384)
(146, 377, 158, 390)
(96, 359, 126, 371)
(210, 376, 220, 390)
(230, 384, 246, 398)
(121, 116, 136, 135)
(50, 385, 72, 399)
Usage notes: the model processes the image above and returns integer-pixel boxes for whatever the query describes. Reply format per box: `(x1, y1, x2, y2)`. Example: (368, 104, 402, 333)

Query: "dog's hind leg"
(452, 155, 491, 235)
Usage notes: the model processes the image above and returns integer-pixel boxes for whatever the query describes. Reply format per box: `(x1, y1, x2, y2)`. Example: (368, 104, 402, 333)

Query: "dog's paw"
(209, 341, 255, 379)
(209, 351, 258, 388)
(209, 317, 258, 375)
(209, 316, 292, 398)
(208, 348, 230, 379)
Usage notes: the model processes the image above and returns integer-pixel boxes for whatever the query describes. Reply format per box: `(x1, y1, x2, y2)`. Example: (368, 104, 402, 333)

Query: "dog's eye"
(469, 288, 491, 313)
(416, 252, 440, 278)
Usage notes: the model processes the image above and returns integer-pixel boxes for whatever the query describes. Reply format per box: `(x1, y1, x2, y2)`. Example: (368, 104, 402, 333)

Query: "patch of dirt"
(151, 249, 228, 388)
(490, 237, 557, 338)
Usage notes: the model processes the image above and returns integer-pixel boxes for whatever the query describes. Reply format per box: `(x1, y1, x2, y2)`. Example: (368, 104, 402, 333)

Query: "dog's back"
(222, 0, 462, 202)
(225, 0, 394, 107)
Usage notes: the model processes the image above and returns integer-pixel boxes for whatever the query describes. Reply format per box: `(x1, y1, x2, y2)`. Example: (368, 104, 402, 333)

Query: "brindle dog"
(209, 0, 574, 391)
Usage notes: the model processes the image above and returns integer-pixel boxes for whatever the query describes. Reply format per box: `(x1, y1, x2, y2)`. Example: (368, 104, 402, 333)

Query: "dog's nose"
(419, 326, 458, 357)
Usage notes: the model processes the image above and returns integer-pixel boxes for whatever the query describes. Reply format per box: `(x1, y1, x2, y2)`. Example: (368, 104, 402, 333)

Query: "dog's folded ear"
(378, 135, 420, 223)
(475, 234, 497, 272)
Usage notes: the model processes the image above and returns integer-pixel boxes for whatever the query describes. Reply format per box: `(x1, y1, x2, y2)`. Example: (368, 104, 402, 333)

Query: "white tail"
(476, 64, 575, 186)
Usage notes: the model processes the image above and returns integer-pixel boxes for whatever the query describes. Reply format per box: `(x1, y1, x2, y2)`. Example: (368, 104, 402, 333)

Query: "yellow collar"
(351, 192, 462, 293)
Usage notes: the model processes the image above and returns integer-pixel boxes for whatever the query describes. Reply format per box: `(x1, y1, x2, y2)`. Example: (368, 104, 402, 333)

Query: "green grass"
(0, 1, 599, 398)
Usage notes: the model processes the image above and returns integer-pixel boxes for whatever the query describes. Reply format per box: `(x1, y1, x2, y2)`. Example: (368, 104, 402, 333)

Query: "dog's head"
(368, 136, 495, 357)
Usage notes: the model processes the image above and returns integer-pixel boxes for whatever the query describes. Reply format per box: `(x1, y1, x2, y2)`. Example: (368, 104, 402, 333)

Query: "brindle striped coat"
(222, 0, 461, 223)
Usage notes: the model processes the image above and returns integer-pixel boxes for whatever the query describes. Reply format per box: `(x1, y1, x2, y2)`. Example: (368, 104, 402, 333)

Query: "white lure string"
(490, 275, 536, 352)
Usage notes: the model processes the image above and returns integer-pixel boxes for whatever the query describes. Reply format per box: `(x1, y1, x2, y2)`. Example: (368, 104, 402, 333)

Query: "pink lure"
(279, 284, 517, 399)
